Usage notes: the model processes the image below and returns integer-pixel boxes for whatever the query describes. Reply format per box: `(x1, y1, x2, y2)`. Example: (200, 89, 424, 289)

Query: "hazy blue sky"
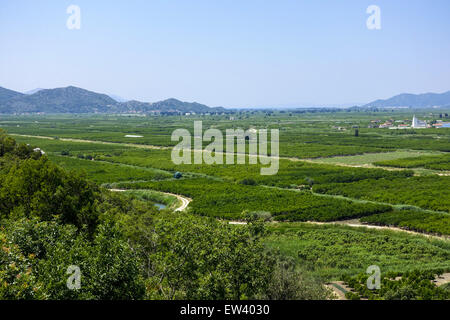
(1, 0, 449, 107)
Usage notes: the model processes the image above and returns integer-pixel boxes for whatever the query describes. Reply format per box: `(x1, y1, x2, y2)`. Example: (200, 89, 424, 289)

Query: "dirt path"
(10, 134, 170, 150)
(227, 218, 448, 240)
(166, 192, 191, 212)
(433, 273, 450, 286)
(108, 188, 191, 212)
(305, 219, 449, 241)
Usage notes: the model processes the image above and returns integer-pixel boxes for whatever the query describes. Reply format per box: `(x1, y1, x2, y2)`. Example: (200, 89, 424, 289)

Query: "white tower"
(412, 115, 426, 128)
(412, 115, 418, 128)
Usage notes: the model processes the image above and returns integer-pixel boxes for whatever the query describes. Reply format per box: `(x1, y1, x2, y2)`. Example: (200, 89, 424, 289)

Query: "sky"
(1, 0, 450, 108)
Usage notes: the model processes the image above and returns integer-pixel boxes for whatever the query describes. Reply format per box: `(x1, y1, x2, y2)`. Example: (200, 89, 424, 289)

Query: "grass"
(360, 209, 450, 236)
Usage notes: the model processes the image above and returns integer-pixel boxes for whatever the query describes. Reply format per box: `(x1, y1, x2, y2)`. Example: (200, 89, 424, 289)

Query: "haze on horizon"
(1, 0, 450, 108)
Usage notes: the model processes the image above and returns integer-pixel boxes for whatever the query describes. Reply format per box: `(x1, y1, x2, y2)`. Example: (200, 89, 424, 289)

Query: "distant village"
(368, 115, 450, 129)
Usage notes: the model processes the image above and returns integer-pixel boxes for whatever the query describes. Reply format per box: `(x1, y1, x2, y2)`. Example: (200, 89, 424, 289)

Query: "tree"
(1, 218, 145, 300)
(0, 157, 99, 233)
(260, 256, 331, 300)
(124, 212, 279, 299)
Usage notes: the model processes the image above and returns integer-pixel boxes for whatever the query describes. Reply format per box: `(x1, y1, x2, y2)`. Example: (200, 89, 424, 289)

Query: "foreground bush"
(0, 219, 145, 300)
(119, 211, 330, 300)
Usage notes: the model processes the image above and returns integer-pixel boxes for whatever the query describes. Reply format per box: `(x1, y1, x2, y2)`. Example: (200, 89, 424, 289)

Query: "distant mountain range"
(363, 91, 450, 108)
(2, 85, 449, 113)
(0, 86, 225, 114)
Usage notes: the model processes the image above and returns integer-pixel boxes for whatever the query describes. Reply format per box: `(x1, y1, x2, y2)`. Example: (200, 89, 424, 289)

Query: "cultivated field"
(1, 109, 449, 299)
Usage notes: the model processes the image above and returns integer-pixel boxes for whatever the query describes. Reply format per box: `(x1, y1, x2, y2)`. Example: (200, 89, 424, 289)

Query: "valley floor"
(3, 112, 450, 299)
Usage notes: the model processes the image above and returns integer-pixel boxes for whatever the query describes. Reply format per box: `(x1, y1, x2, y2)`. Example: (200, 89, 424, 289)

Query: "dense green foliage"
(5, 111, 450, 158)
(0, 156, 100, 233)
(117, 211, 329, 300)
(342, 270, 450, 300)
(313, 176, 450, 213)
(115, 178, 391, 221)
(2, 109, 450, 300)
(0, 219, 145, 299)
(95, 148, 413, 187)
(265, 223, 450, 279)
(360, 210, 450, 236)
(0, 131, 147, 298)
(49, 154, 171, 184)
(0, 132, 329, 300)
(374, 154, 450, 170)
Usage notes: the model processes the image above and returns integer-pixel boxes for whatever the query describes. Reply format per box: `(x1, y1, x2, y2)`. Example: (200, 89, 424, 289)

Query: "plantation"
(360, 210, 450, 236)
(1, 109, 450, 301)
(265, 223, 450, 279)
(313, 175, 450, 213)
(4, 112, 450, 158)
(341, 270, 450, 300)
(48, 154, 172, 184)
(113, 178, 391, 221)
(96, 148, 414, 187)
(374, 154, 450, 170)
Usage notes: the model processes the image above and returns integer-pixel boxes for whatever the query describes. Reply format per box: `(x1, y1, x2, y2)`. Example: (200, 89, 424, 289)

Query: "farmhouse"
(379, 121, 393, 128)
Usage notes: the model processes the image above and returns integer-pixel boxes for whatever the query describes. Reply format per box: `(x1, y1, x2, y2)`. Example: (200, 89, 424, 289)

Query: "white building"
(412, 115, 427, 128)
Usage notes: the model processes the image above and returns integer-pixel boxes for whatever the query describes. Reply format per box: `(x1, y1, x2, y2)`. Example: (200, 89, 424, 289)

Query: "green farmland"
(1, 109, 449, 300)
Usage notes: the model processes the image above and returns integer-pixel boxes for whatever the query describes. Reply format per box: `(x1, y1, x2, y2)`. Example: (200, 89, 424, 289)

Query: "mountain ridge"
(0, 87, 25, 105)
(0, 86, 225, 114)
(363, 91, 450, 108)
